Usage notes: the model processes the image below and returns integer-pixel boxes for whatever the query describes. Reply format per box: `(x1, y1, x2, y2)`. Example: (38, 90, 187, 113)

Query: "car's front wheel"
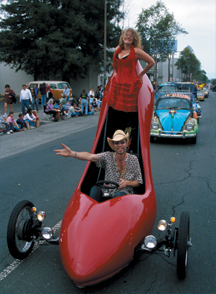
(7, 200, 35, 259)
(177, 211, 190, 279)
(190, 135, 197, 144)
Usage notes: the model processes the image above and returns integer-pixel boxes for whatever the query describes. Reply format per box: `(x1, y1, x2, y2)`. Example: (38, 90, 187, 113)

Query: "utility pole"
(104, 0, 107, 88)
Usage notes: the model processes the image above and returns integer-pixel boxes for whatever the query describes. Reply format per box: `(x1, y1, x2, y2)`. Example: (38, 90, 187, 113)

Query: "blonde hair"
(119, 28, 142, 49)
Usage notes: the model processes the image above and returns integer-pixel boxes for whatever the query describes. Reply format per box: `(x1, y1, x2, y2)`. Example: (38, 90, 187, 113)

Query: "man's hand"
(54, 143, 73, 157)
(118, 178, 128, 189)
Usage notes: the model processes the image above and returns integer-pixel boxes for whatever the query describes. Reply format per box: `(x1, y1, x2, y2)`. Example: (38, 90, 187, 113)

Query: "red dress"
(105, 46, 142, 112)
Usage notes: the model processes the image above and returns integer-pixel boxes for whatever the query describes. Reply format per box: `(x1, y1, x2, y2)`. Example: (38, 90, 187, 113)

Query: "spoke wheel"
(7, 200, 35, 259)
(177, 211, 190, 279)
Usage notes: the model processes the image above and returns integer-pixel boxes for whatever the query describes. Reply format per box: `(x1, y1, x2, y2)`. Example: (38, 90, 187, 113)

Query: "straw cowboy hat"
(107, 130, 129, 151)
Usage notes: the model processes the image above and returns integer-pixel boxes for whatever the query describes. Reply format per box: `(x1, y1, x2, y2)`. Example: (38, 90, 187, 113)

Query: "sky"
(0, 0, 215, 80)
(123, 0, 216, 80)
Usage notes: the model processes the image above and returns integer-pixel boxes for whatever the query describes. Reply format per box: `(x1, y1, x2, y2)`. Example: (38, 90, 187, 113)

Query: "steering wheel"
(96, 180, 119, 190)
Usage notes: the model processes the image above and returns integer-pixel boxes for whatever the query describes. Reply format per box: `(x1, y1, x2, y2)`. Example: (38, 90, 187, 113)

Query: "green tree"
(0, 0, 124, 80)
(136, 0, 187, 76)
(194, 70, 208, 83)
(175, 46, 204, 82)
(211, 79, 216, 86)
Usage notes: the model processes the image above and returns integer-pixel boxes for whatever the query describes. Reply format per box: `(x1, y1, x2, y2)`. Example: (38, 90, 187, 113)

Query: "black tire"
(177, 211, 190, 279)
(150, 136, 155, 143)
(188, 135, 197, 144)
(7, 200, 35, 259)
(190, 135, 197, 144)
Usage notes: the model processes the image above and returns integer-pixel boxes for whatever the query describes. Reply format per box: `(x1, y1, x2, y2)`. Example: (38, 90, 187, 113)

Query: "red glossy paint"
(59, 62, 157, 287)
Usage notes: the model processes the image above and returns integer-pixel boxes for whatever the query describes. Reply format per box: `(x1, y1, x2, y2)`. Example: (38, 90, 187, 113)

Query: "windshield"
(159, 85, 176, 93)
(157, 98, 191, 110)
(49, 83, 57, 90)
(176, 83, 193, 93)
(58, 82, 71, 89)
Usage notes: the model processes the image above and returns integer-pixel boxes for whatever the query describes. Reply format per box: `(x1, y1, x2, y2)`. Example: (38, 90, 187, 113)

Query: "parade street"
(0, 92, 215, 294)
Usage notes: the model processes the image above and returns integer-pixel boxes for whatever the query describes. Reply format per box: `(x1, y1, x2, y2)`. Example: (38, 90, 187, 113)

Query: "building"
(157, 57, 182, 84)
(0, 63, 99, 98)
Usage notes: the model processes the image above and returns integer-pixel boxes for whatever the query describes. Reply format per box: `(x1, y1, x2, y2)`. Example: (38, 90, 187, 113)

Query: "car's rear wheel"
(177, 211, 190, 279)
(7, 200, 35, 259)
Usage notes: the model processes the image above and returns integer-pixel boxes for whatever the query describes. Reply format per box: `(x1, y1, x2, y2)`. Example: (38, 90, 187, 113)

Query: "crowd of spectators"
(0, 83, 103, 136)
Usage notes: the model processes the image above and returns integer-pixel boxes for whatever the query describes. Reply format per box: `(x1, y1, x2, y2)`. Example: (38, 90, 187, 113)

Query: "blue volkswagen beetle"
(150, 93, 198, 144)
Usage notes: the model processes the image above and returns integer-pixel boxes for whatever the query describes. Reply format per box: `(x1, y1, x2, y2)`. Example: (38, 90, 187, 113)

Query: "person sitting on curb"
(71, 101, 82, 116)
(45, 98, 60, 122)
(88, 102, 94, 115)
(7, 112, 21, 132)
(16, 113, 30, 130)
(24, 108, 36, 129)
(32, 110, 40, 127)
(66, 102, 79, 118)
(0, 111, 13, 135)
(59, 96, 69, 119)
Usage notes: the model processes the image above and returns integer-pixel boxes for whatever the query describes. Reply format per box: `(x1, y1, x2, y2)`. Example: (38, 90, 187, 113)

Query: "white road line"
(0, 220, 62, 282)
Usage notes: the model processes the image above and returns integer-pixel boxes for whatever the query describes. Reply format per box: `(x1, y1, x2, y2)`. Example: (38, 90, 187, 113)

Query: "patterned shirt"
(96, 151, 143, 195)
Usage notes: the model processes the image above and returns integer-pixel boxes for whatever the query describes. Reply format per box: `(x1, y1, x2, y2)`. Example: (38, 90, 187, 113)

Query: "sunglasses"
(114, 140, 126, 145)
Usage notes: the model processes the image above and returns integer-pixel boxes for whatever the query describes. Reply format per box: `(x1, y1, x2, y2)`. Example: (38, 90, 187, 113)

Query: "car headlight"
(42, 227, 53, 240)
(144, 235, 157, 249)
(37, 211, 46, 221)
(157, 220, 167, 231)
(151, 122, 159, 130)
(185, 123, 194, 131)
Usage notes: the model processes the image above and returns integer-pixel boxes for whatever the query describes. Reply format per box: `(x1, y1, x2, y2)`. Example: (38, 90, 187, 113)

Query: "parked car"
(202, 87, 209, 98)
(156, 82, 176, 100)
(197, 90, 205, 101)
(150, 93, 198, 144)
(175, 82, 194, 94)
(191, 96, 201, 123)
(28, 81, 72, 101)
(174, 83, 201, 123)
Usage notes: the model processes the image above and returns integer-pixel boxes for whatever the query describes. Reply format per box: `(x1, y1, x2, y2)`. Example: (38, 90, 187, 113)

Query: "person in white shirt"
(61, 85, 70, 101)
(24, 108, 36, 128)
(20, 84, 32, 115)
(88, 87, 95, 105)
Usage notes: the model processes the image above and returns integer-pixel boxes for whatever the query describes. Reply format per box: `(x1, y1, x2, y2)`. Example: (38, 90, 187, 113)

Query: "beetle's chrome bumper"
(151, 130, 197, 138)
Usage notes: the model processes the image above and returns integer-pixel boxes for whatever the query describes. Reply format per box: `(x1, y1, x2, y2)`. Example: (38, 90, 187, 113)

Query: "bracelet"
(74, 151, 77, 158)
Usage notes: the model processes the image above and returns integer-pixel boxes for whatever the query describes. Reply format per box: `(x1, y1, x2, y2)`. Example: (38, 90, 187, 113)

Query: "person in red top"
(106, 28, 155, 113)
(4, 84, 16, 116)
(104, 28, 155, 153)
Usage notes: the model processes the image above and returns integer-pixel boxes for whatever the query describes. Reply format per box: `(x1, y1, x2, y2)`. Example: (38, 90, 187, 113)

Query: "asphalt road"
(0, 92, 215, 294)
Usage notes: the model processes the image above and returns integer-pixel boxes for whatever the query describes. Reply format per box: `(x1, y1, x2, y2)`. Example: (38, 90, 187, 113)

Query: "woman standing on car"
(105, 28, 155, 113)
(104, 28, 155, 151)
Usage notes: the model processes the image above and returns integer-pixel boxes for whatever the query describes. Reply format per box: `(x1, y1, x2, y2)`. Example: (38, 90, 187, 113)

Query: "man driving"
(54, 130, 143, 202)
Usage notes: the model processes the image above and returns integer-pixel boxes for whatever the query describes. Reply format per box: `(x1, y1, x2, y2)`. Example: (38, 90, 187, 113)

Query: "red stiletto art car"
(7, 62, 192, 287)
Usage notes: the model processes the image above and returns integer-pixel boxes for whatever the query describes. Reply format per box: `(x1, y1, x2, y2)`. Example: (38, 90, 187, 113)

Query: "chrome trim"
(151, 132, 196, 138)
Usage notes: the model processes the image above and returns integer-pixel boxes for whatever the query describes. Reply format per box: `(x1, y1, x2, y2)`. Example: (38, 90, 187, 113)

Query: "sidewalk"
(0, 104, 100, 159)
